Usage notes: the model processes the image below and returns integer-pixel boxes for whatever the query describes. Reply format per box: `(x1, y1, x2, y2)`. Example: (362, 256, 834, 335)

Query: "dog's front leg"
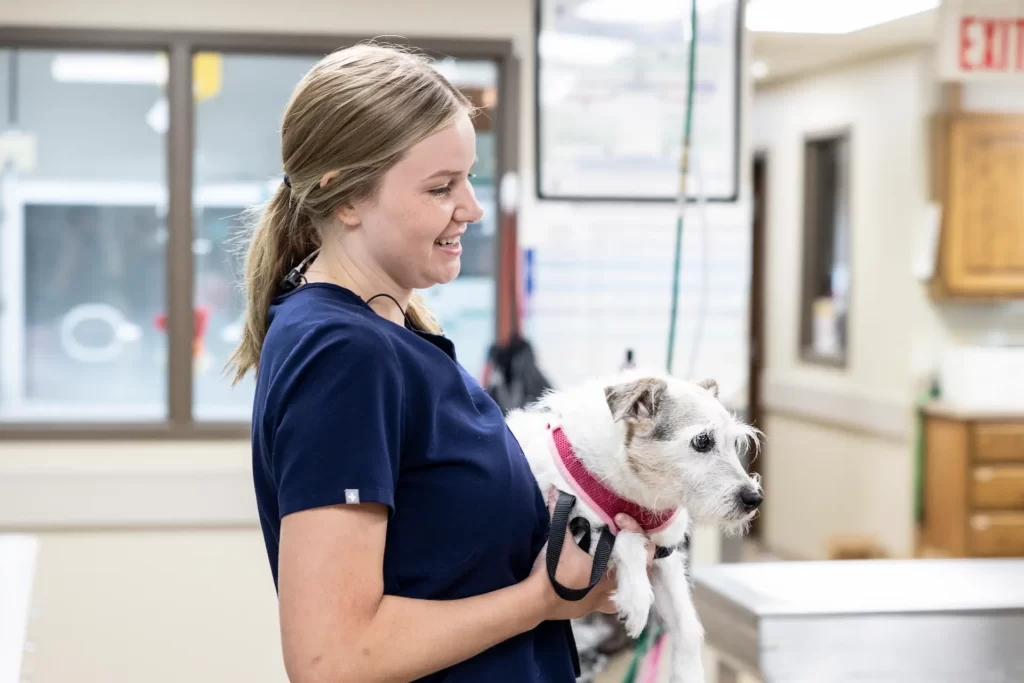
(610, 530, 653, 638)
(652, 553, 705, 683)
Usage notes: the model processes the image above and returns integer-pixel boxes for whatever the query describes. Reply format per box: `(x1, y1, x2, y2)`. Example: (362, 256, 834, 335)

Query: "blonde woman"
(231, 44, 652, 683)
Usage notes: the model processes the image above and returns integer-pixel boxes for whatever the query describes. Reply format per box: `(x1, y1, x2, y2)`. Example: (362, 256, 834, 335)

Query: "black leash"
(546, 491, 679, 601)
(547, 491, 616, 602)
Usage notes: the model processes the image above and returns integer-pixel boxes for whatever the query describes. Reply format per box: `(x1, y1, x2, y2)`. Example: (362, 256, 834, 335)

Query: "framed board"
(534, 0, 743, 202)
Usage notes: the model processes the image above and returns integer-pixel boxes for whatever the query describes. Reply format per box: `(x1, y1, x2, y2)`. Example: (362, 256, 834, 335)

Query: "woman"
(230, 43, 653, 683)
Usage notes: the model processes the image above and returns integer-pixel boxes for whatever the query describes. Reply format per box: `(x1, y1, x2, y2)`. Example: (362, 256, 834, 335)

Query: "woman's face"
(341, 110, 484, 292)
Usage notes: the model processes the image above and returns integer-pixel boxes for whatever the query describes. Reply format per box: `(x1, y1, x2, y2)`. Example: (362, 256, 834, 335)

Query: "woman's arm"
(277, 499, 638, 683)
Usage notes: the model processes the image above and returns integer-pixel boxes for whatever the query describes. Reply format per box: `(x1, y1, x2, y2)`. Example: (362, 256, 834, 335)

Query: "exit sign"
(938, 0, 1024, 80)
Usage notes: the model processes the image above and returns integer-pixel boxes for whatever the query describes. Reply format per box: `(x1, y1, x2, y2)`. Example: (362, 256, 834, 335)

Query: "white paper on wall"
(520, 198, 753, 414)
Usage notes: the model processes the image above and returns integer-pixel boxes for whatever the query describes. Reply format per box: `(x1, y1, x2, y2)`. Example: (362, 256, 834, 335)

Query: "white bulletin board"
(535, 0, 743, 202)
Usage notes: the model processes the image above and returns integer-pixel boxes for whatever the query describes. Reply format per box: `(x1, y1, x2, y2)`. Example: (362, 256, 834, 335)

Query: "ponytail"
(407, 293, 441, 335)
(228, 184, 319, 384)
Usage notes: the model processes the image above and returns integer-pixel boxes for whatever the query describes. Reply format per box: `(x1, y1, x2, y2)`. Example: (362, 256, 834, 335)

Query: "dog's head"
(604, 375, 763, 534)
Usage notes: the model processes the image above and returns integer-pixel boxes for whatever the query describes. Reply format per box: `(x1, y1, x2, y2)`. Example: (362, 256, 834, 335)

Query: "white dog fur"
(507, 368, 763, 683)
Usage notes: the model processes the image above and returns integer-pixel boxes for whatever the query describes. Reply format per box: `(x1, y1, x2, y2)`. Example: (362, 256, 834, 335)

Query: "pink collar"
(546, 422, 678, 535)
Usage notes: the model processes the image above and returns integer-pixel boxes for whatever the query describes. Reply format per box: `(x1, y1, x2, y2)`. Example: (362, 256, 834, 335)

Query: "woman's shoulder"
(264, 286, 401, 372)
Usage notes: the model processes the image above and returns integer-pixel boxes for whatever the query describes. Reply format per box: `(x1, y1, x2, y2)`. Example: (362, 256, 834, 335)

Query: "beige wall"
(752, 47, 1024, 560)
(20, 529, 286, 683)
(752, 50, 935, 559)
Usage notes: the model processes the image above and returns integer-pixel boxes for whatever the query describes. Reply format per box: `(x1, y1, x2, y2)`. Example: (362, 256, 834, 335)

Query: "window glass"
(0, 48, 168, 422)
(800, 133, 850, 366)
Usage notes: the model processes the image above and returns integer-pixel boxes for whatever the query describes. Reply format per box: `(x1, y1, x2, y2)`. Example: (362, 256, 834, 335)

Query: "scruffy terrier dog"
(507, 370, 763, 683)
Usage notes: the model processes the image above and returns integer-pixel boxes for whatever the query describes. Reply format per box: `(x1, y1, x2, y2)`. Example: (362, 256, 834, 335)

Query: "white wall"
(752, 49, 935, 559)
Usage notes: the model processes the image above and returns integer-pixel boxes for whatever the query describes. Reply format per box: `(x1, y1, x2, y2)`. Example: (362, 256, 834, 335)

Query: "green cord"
(666, 0, 700, 375)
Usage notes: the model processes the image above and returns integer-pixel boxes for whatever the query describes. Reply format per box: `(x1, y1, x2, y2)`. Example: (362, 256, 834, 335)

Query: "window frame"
(0, 26, 518, 440)
(798, 126, 852, 369)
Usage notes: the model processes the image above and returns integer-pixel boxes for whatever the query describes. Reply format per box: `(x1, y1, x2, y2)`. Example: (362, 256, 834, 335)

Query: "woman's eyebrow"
(422, 158, 478, 182)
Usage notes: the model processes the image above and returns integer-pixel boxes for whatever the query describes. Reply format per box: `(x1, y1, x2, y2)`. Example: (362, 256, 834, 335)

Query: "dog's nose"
(739, 488, 763, 510)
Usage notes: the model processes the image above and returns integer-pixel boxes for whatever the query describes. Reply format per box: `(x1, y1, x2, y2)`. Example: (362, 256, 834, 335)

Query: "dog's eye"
(691, 432, 714, 453)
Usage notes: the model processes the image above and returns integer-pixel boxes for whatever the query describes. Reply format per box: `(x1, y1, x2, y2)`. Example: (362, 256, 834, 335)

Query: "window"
(0, 48, 169, 422)
(800, 131, 851, 367)
(0, 31, 513, 436)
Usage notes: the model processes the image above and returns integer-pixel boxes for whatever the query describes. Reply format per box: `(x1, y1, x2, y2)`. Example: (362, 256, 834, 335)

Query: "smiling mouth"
(435, 235, 461, 247)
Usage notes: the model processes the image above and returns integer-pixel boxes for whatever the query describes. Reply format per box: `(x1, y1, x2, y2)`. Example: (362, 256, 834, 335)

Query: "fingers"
(614, 514, 644, 534)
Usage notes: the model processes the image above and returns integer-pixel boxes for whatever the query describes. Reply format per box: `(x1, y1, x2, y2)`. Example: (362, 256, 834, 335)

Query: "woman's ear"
(334, 203, 361, 228)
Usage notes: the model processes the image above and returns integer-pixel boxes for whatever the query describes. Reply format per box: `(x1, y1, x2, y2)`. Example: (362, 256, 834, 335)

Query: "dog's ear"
(696, 378, 719, 398)
(605, 377, 667, 424)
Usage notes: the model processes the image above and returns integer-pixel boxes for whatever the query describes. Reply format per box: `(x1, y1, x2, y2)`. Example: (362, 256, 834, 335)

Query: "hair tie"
(282, 174, 292, 189)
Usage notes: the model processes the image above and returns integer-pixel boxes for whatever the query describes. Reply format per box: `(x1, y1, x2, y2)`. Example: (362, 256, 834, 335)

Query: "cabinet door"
(940, 114, 1024, 298)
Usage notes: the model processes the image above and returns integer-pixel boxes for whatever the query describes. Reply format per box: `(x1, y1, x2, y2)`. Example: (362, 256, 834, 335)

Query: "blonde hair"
(229, 43, 472, 383)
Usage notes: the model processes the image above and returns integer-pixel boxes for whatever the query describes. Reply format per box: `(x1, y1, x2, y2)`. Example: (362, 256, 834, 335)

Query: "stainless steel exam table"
(691, 558, 1024, 683)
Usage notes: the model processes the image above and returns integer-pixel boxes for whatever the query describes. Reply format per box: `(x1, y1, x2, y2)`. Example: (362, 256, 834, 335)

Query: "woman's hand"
(529, 488, 655, 622)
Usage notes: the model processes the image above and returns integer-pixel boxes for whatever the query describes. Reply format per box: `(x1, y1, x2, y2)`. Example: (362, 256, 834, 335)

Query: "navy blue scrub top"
(251, 283, 578, 683)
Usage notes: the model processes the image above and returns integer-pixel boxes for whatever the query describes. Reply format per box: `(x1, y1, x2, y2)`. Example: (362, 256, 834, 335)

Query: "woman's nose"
(455, 183, 485, 225)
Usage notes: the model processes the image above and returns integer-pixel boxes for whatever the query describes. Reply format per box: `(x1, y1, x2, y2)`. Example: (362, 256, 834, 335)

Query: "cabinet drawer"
(969, 513, 1024, 556)
(973, 423, 1024, 462)
(972, 466, 1024, 509)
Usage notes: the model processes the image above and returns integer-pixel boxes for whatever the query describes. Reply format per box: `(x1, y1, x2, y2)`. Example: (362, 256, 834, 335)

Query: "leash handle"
(546, 491, 616, 602)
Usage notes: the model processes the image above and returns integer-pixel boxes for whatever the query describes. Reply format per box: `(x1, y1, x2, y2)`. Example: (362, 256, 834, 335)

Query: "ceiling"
(751, 8, 939, 85)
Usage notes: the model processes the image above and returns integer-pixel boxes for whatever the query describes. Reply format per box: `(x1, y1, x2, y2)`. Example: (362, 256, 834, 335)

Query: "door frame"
(748, 149, 768, 539)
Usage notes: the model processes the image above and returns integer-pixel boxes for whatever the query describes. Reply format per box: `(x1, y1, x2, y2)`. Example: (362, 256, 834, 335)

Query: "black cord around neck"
(279, 248, 321, 293)
(366, 292, 416, 330)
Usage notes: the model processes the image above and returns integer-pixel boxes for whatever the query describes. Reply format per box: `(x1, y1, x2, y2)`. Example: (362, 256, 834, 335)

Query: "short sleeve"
(271, 327, 404, 518)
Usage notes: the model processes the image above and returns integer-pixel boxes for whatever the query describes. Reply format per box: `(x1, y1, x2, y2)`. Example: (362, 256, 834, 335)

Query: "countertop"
(692, 558, 1024, 617)
(0, 535, 37, 683)
(921, 400, 1024, 421)
(692, 558, 1024, 682)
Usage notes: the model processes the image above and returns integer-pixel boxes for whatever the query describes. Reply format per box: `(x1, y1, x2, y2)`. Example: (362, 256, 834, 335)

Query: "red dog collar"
(546, 423, 678, 535)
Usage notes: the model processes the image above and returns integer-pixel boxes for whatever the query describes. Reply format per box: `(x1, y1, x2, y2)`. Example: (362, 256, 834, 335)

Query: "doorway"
(748, 151, 768, 540)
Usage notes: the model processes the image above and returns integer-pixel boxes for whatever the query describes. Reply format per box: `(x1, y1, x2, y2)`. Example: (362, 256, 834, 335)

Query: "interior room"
(1, 0, 1023, 682)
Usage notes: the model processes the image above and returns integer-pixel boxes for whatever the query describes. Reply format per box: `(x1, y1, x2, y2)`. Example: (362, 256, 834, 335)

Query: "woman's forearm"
(320, 574, 550, 683)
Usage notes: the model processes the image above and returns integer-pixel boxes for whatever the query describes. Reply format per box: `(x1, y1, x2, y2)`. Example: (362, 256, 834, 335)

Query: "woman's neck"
(304, 246, 411, 328)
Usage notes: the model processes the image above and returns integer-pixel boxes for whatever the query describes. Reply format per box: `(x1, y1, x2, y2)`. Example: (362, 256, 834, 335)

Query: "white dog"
(506, 370, 763, 683)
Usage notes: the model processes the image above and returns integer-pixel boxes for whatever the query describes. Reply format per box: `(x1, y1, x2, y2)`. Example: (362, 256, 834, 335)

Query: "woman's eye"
(691, 432, 714, 453)
(429, 184, 452, 197)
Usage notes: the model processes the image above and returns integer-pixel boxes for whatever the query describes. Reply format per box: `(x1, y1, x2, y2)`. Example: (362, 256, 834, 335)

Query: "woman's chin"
(431, 261, 462, 286)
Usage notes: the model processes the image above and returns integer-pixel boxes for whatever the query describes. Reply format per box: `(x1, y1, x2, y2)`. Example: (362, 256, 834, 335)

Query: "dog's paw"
(612, 583, 653, 639)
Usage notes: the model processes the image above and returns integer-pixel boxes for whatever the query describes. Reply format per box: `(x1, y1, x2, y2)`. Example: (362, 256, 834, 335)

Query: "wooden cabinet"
(930, 113, 1024, 299)
(921, 407, 1024, 557)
